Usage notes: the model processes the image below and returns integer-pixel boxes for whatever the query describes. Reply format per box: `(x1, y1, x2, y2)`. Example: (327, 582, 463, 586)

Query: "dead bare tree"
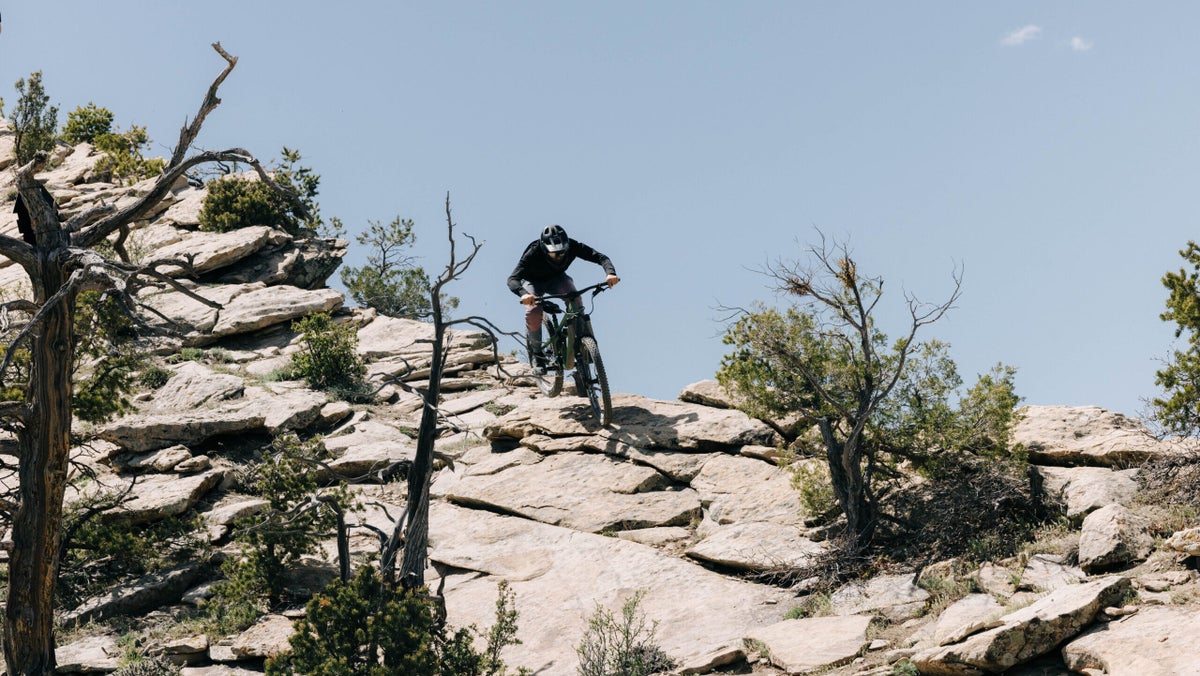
(374, 193, 512, 591)
(0, 44, 291, 674)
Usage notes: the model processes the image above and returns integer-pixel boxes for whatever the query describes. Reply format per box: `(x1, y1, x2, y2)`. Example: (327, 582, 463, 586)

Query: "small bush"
(267, 569, 525, 675)
(73, 290, 144, 423)
(112, 656, 180, 676)
(137, 364, 171, 390)
(58, 504, 206, 609)
(575, 591, 675, 676)
(94, 125, 165, 185)
(198, 175, 290, 233)
(290, 313, 368, 399)
(61, 102, 114, 145)
(790, 459, 837, 521)
(197, 147, 325, 234)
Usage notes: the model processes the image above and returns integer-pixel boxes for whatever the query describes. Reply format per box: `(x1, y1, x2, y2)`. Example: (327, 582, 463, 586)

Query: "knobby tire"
(577, 336, 611, 426)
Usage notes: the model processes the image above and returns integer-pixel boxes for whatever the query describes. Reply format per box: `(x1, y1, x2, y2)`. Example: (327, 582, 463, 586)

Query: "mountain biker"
(508, 224, 619, 373)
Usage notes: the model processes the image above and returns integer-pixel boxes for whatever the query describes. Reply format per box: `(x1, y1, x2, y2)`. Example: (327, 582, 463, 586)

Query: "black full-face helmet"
(540, 224, 569, 255)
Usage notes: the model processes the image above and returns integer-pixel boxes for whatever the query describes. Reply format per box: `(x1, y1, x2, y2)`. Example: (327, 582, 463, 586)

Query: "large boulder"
(912, 576, 1132, 675)
(1078, 504, 1154, 573)
(1013, 406, 1190, 467)
(1031, 465, 1140, 520)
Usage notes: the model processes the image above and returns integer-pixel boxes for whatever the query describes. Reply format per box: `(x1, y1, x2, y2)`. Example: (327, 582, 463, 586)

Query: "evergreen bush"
(61, 102, 114, 145)
(268, 570, 527, 675)
(290, 312, 368, 399)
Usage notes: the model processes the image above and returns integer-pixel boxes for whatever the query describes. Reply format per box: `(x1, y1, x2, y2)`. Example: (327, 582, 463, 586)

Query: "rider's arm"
(507, 242, 542, 299)
(571, 241, 617, 278)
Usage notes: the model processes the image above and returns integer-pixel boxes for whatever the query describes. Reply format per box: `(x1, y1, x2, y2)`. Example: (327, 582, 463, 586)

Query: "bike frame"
(539, 282, 607, 372)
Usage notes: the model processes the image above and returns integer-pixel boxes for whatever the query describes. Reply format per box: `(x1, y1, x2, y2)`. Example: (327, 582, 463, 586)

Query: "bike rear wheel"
(576, 336, 612, 426)
(534, 317, 563, 397)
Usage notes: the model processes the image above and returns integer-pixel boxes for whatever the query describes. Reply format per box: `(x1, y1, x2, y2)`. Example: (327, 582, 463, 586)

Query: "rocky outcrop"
(745, 615, 872, 674)
(5, 125, 1200, 675)
(1014, 405, 1191, 466)
(912, 576, 1132, 674)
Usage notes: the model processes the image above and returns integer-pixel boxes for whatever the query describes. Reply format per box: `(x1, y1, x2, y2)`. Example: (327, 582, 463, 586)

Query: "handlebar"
(537, 282, 611, 302)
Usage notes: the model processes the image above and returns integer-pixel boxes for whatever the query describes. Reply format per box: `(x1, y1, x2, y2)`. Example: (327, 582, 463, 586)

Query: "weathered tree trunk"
(3, 211, 76, 673)
(0, 45, 278, 673)
(398, 292, 445, 588)
(820, 419, 873, 552)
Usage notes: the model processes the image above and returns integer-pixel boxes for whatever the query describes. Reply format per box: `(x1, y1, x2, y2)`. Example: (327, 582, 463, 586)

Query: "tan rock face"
(1063, 606, 1200, 675)
(1013, 405, 1191, 466)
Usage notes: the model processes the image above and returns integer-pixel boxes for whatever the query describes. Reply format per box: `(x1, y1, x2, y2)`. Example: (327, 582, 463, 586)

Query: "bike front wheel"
(576, 336, 612, 426)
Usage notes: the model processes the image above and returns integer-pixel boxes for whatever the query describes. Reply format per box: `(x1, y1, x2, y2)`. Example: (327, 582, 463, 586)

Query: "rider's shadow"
(552, 399, 707, 452)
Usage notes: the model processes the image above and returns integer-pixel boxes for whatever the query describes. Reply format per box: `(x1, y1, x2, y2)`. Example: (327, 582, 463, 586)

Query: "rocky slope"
(4, 128, 1200, 675)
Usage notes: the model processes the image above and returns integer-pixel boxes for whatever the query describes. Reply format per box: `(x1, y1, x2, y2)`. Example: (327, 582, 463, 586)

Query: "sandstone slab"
(1062, 606, 1200, 675)
(745, 615, 872, 674)
(437, 452, 700, 533)
(486, 393, 778, 452)
(430, 503, 792, 673)
(686, 521, 826, 573)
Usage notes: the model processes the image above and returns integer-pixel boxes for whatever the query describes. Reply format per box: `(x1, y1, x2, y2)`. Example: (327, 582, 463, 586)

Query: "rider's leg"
(524, 303, 546, 373)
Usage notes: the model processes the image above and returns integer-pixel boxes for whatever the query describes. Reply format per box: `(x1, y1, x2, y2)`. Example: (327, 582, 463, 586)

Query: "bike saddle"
(540, 300, 564, 314)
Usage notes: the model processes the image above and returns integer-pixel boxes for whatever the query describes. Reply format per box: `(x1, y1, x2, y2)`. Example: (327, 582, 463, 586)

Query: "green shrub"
(197, 175, 291, 233)
(61, 102, 114, 145)
(290, 313, 368, 399)
(268, 570, 526, 675)
(112, 656, 180, 676)
(790, 459, 837, 520)
(206, 435, 350, 636)
(575, 591, 675, 676)
(137, 364, 171, 390)
(72, 290, 143, 423)
(94, 125, 165, 185)
(10, 71, 58, 165)
(197, 147, 326, 234)
(58, 504, 206, 608)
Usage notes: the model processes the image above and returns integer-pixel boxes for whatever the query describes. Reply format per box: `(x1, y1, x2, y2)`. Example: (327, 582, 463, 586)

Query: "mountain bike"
(532, 282, 613, 426)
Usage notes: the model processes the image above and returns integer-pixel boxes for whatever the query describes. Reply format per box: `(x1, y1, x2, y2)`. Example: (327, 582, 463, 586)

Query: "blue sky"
(3, 3, 1198, 418)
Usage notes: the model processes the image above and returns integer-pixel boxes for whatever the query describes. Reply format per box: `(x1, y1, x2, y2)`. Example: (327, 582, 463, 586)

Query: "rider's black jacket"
(507, 238, 617, 297)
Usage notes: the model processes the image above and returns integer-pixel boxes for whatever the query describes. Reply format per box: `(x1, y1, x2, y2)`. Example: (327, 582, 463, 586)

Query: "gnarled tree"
(718, 233, 962, 553)
(0, 44, 296, 674)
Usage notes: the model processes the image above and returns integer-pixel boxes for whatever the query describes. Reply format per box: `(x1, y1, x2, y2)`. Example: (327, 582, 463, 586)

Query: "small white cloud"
(1070, 36, 1093, 52)
(1001, 25, 1042, 46)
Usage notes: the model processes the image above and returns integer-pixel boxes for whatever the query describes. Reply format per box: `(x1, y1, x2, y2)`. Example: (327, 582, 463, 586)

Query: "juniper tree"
(718, 233, 1016, 553)
(1153, 240, 1200, 436)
